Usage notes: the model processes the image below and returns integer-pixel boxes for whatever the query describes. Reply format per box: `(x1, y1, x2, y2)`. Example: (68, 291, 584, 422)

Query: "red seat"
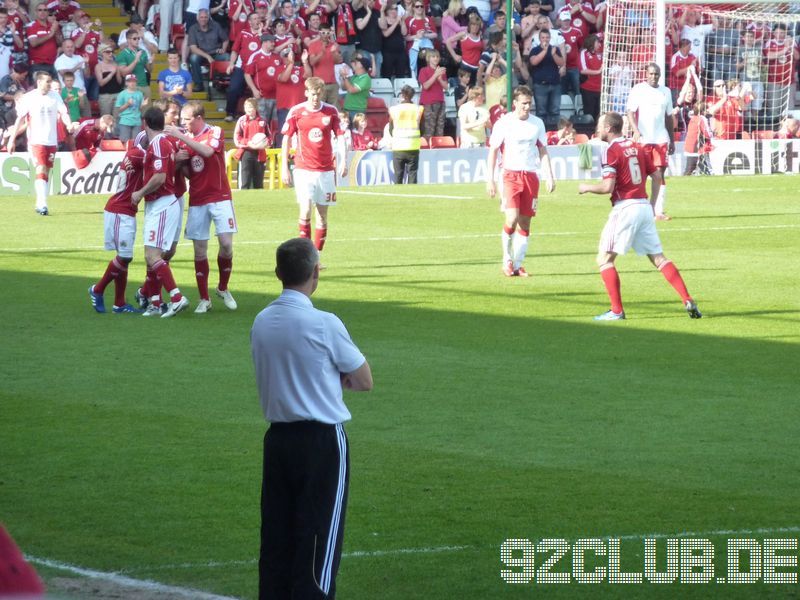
(172, 23, 186, 53)
(429, 135, 456, 149)
(420, 137, 429, 148)
(208, 60, 231, 100)
(100, 139, 126, 151)
(574, 133, 590, 144)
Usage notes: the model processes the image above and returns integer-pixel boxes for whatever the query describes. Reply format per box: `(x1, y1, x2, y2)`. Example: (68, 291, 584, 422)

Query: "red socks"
(298, 219, 311, 239)
(153, 259, 182, 302)
(600, 265, 623, 314)
(314, 228, 327, 251)
(659, 260, 691, 303)
(195, 258, 210, 300)
(113, 261, 128, 307)
(218, 255, 232, 291)
(95, 257, 124, 294)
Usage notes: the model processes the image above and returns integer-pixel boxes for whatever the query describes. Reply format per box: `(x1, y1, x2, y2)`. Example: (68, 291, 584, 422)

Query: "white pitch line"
(26, 555, 240, 599)
(344, 190, 478, 200)
(2, 223, 797, 255)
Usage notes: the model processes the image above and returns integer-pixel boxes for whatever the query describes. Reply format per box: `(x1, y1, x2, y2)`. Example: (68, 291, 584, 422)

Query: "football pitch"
(1, 175, 798, 599)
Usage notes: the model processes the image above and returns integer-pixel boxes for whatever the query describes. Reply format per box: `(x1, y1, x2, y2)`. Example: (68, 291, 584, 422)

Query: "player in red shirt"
(166, 100, 238, 314)
(578, 112, 701, 320)
(281, 76, 348, 257)
(88, 134, 147, 314)
(131, 106, 190, 318)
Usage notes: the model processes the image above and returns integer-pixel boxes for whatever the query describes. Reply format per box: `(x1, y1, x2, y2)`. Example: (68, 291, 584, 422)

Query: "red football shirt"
(282, 102, 342, 171)
(763, 37, 793, 84)
(228, 0, 255, 41)
(26, 20, 58, 65)
(275, 65, 307, 110)
(460, 35, 484, 68)
(232, 28, 261, 68)
(185, 124, 232, 206)
(601, 137, 656, 205)
(245, 49, 282, 97)
(143, 133, 177, 202)
(579, 49, 602, 92)
(559, 26, 584, 69)
(46, 0, 80, 23)
(405, 16, 436, 51)
(105, 145, 145, 217)
(668, 51, 696, 90)
(73, 119, 103, 150)
(71, 28, 102, 69)
(234, 113, 271, 159)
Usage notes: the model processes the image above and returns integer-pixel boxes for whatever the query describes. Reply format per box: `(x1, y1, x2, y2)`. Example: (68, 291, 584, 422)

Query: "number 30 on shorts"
(326, 192, 337, 204)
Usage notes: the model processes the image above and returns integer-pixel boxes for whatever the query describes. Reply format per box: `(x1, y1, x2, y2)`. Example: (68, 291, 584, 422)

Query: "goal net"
(600, 0, 800, 136)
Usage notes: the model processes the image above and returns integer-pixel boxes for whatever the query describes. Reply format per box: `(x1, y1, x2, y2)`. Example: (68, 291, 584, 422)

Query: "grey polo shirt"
(188, 21, 227, 55)
(251, 289, 366, 425)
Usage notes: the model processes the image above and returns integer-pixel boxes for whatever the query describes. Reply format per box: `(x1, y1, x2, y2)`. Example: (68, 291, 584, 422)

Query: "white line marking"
(343, 190, 478, 200)
(115, 526, 800, 575)
(1, 223, 797, 255)
(25, 556, 240, 600)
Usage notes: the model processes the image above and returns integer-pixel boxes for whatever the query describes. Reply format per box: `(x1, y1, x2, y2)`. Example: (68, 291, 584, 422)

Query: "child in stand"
(338, 110, 353, 151)
(350, 112, 378, 150)
(683, 100, 713, 176)
(547, 117, 576, 145)
(115, 73, 147, 143)
(234, 97, 272, 189)
(61, 71, 89, 122)
(418, 48, 448, 138)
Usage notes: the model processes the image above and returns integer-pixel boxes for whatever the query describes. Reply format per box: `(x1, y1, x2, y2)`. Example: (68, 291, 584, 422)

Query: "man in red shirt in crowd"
(88, 132, 147, 314)
(132, 107, 190, 318)
(281, 76, 348, 258)
(763, 23, 798, 119)
(706, 78, 746, 139)
(245, 33, 283, 133)
(27, 3, 61, 79)
(71, 11, 102, 100)
(225, 11, 263, 122)
(275, 47, 312, 145)
(166, 101, 238, 314)
(556, 10, 584, 110)
(307, 21, 341, 105)
(668, 38, 697, 103)
(579, 112, 701, 321)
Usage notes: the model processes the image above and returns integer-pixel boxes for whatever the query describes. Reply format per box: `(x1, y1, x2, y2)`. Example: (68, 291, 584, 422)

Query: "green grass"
(1, 176, 798, 598)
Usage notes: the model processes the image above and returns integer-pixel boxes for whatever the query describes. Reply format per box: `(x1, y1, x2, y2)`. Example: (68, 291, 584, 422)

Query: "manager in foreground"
(251, 237, 373, 599)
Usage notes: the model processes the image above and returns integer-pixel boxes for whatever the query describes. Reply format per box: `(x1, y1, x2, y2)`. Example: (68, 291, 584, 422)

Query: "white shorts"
(103, 211, 137, 259)
(143, 194, 181, 252)
(294, 169, 337, 206)
(172, 195, 185, 245)
(184, 199, 238, 241)
(599, 199, 663, 256)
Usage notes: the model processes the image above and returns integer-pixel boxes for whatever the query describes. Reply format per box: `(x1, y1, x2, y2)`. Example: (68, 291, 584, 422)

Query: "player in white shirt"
(486, 85, 556, 277)
(7, 71, 76, 216)
(626, 63, 675, 220)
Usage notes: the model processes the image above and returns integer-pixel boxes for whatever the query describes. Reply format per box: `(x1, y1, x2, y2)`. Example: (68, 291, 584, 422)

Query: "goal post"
(600, 0, 800, 135)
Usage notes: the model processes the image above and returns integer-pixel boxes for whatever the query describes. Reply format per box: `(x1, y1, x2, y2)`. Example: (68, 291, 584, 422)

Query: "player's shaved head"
(275, 238, 319, 287)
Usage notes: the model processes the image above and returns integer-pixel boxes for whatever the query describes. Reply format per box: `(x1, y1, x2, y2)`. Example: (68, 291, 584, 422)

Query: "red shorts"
(643, 143, 668, 168)
(503, 170, 539, 217)
(31, 145, 56, 171)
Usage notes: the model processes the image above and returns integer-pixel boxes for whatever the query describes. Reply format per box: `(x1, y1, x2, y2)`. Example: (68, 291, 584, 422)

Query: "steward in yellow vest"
(388, 85, 424, 183)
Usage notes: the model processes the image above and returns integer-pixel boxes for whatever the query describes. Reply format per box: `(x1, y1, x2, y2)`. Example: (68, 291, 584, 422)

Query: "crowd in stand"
(2, 0, 800, 155)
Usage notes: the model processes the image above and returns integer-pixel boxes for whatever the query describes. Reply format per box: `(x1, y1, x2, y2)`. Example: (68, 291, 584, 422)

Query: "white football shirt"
(17, 90, 68, 147)
(626, 82, 673, 144)
(488, 112, 547, 172)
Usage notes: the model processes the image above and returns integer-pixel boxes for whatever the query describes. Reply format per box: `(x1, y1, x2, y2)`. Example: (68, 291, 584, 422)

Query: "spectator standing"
(737, 29, 764, 114)
(405, 0, 436, 78)
(273, 18, 302, 57)
(187, 8, 230, 92)
(158, 48, 193, 105)
(528, 28, 563, 130)
(579, 33, 602, 123)
(679, 8, 714, 71)
(245, 33, 282, 127)
(54, 38, 87, 91)
(354, 0, 384, 75)
(560, 0, 595, 38)
(307, 21, 341, 105)
(278, 0, 308, 37)
(388, 84, 423, 183)
(341, 52, 371, 120)
(119, 15, 159, 58)
(275, 48, 312, 144)
(667, 38, 697, 104)
(556, 10, 583, 112)
(157, 0, 184, 53)
(4, 0, 28, 66)
(70, 11, 102, 101)
(463, 0, 490, 21)
(234, 96, 271, 188)
(444, 15, 484, 83)
(378, 3, 408, 78)
(300, 0, 336, 28)
(418, 48, 447, 138)
(763, 23, 797, 119)
(707, 78, 747, 140)
(458, 86, 489, 147)
(46, 0, 81, 34)
(0, 62, 29, 129)
(115, 73, 146, 142)
(332, 0, 357, 58)
(26, 3, 61, 79)
(0, 10, 21, 78)
(95, 44, 122, 121)
(302, 12, 322, 48)
(228, 0, 255, 43)
(706, 17, 740, 86)
(441, 0, 467, 44)
(226, 11, 263, 122)
(117, 28, 152, 99)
